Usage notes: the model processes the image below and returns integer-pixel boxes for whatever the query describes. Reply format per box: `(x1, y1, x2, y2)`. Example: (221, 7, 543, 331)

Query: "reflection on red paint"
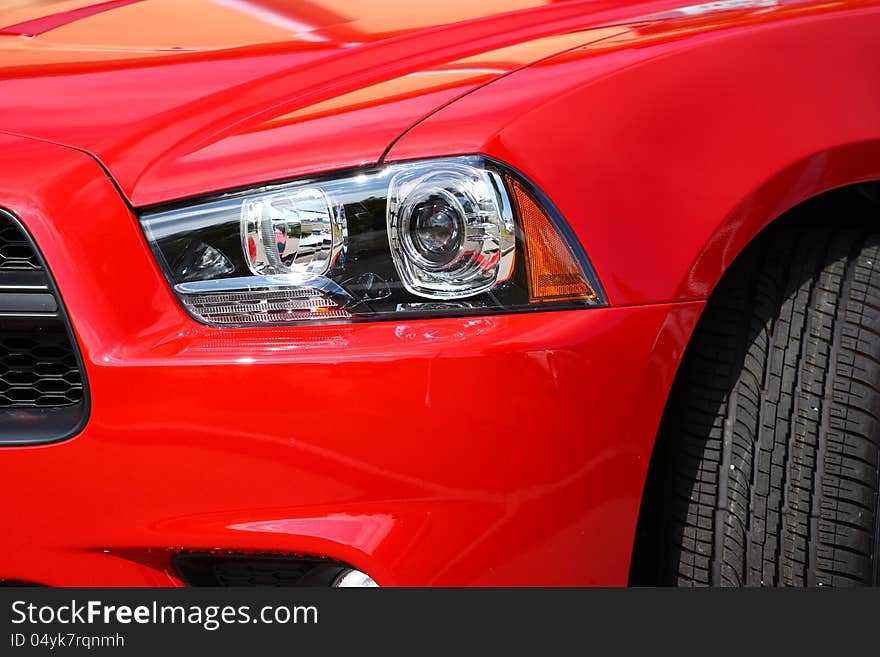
(229, 514, 395, 554)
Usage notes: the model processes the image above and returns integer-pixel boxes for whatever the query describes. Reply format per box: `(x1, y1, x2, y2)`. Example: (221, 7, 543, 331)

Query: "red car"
(1, 0, 878, 588)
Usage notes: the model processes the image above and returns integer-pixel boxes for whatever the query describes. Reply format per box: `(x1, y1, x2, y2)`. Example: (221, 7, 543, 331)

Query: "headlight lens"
(240, 186, 344, 277)
(388, 161, 514, 298)
(139, 156, 604, 326)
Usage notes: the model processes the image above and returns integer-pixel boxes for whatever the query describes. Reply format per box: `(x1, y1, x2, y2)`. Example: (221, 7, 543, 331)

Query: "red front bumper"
(0, 134, 702, 586)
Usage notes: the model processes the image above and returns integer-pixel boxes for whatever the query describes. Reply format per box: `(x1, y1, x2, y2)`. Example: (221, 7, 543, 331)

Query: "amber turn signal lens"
(507, 178, 597, 303)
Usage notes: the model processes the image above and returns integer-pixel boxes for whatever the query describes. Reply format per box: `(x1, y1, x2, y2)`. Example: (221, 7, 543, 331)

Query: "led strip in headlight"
(139, 156, 605, 326)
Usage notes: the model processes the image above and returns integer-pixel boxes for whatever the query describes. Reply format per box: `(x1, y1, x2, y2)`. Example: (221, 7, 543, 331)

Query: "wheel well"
(628, 180, 880, 585)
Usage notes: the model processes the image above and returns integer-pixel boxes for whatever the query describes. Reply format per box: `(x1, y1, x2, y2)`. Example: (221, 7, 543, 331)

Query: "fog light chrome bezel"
(332, 569, 379, 588)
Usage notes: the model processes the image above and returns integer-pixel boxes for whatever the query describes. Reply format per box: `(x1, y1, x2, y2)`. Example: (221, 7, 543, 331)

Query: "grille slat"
(0, 210, 88, 444)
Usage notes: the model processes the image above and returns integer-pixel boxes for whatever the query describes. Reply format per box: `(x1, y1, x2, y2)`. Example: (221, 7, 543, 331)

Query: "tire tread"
(659, 226, 880, 586)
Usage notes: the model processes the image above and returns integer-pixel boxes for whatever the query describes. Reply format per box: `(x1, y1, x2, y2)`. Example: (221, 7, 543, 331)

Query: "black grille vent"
(174, 554, 349, 587)
(0, 209, 88, 444)
(0, 330, 83, 407)
(0, 219, 41, 270)
(0, 579, 43, 587)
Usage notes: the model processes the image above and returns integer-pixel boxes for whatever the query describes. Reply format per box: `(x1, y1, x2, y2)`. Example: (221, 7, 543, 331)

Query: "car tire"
(656, 221, 880, 586)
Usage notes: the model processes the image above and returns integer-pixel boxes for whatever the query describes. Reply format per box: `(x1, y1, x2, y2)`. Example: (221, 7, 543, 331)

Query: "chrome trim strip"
(174, 273, 353, 305)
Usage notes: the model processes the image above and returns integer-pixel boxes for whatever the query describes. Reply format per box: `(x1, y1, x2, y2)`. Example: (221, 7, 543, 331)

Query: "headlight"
(139, 156, 604, 326)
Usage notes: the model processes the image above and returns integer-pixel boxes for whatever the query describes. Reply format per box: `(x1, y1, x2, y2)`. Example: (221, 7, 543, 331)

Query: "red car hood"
(0, 0, 673, 206)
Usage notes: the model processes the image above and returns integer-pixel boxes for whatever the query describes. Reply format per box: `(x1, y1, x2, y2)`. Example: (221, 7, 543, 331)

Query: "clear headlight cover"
(139, 156, 605, 326)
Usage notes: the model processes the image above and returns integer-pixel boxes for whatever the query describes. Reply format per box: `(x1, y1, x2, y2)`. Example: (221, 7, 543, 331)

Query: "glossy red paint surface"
(0, 0, 652, 205)
(1, 0, 878, 585)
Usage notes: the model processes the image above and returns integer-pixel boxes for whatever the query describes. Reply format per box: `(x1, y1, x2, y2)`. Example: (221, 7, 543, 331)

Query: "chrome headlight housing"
(387, 161, 515, 298)
(139, 156, 604, 326)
